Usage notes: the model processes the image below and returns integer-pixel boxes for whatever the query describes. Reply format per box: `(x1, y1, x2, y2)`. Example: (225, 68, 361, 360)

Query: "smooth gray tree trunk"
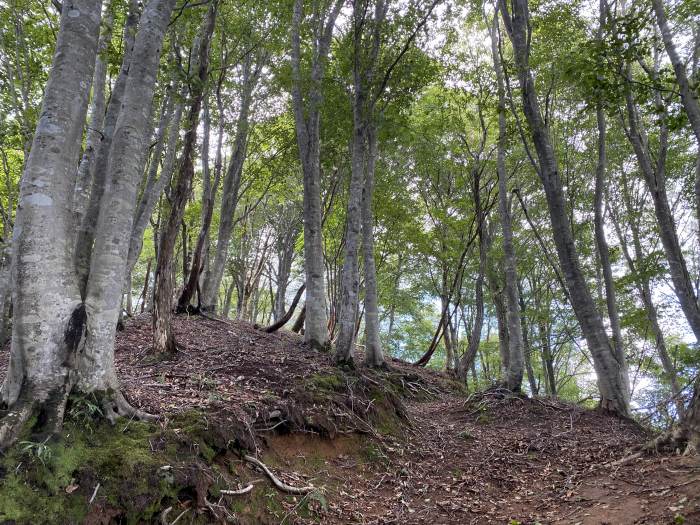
(201, 54, 260, 311)
(490, 10, 523, 391)
(290, 0, 343, 350)
(0, 0, 103, 446)
(500, 0, 630, 415)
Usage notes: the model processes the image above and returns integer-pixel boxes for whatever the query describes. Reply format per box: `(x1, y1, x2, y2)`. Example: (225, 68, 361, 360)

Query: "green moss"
(306, 372, 345, 392)
(0, 412, 208, 525)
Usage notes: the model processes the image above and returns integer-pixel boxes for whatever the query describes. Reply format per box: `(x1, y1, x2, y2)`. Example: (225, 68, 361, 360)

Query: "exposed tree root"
(0, 398, 35, 450)
(220, 484, 254, 495)
(243, 454, 315, 494)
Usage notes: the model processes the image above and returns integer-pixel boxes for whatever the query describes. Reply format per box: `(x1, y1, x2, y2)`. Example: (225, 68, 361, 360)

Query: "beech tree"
(0, 0, 175, 446)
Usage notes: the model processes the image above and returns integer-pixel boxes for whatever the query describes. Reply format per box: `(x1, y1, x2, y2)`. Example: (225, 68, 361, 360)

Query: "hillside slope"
(0, 314, 697, 524)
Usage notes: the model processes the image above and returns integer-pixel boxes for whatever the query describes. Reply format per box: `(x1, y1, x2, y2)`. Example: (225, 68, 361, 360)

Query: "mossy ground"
(0, 368, 418, 524)
(0, 407, 304, 524)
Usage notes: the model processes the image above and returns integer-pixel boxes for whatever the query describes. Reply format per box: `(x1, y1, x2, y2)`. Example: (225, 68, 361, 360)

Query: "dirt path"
(271, 395, 700, 524)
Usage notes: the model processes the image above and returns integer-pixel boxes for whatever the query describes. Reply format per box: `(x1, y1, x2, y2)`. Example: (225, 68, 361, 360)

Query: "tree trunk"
(651, 0, 700, 233)
(179, 97, 223, 310)
(334, 121, 366, 364)
(126, 93, 182, 280)
(73, 0, 140, 297)
(73, 2, 114, 221)
(201, 54, 260, 311)
(2, 0, 173, 446)
(490, 12, 523, 391)
(623, 70, 700, 342)
(0, 1, 102, 447)
(500, 0, 630, 415)
(152, 1, 218, 354)
(362, 125, 384, 367)
(290, 0, 343, 351)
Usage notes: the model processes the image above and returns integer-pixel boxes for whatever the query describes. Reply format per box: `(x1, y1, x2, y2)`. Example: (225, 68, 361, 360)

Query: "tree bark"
(651, 0, 700, 232)
(362, 124, 385, 367)
(0, 0, 103, 410)
(290, 0, 344, 351)
(500, 0, 629, 415)
(126, 93, 182, 280)
(179, 96, 224, 310)
(152, 1, 218, 354)
(201, 54, 260, 311)
(490, 10, 523, 391)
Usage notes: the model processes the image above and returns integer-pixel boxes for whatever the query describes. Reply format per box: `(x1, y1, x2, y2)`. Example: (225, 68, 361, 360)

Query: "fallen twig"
(244, 454, 314, 494)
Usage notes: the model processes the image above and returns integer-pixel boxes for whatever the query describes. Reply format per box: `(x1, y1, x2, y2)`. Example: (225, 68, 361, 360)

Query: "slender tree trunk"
(490, 12, 523, 391)
(610, 181, 684, 416)
(623, 70, 700, 342)
(362, 124, 384, 367)
(290, 0, 343, 350)
(500, 0, 629, 415)
(458, 234, 485, 379)
(73, 0, 140, 297)
(179, 98, 223, 310)
(651, 0, 700, 234)
(73, 2, 114, 220)
(153, 1, 218, 354)
(590, 0, 630, 404)
(201, 55, 259, 311)
(126, 94, 182, 279)
(334, 122, 366, 364)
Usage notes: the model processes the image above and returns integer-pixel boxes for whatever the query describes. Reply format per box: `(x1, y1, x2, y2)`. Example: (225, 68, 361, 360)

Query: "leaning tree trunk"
(0, 2, 103, 448)
(490, 10, 523, 391)
(651, 0, 700, 233)
(623, 72, 700, 342)
(153, 1, 218, 354)
(500, 0, 630, 415)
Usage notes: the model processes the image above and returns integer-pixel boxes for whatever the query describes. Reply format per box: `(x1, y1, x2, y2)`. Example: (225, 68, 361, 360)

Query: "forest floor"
(0, 314, 698, 524)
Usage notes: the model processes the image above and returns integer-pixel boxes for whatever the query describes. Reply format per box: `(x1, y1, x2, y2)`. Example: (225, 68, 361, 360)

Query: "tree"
(290, 0, 344, 350)
(0, 0, 176, 447)
(499, 0, 630, 415)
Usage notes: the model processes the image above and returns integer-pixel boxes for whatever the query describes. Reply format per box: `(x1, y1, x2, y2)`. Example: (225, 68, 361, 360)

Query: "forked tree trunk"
(500, 0, 630, 415)
(0, 3, 104, 445)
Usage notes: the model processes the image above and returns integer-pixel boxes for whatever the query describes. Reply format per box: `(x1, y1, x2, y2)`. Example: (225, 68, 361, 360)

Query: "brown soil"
(0, 314, 698, 524)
